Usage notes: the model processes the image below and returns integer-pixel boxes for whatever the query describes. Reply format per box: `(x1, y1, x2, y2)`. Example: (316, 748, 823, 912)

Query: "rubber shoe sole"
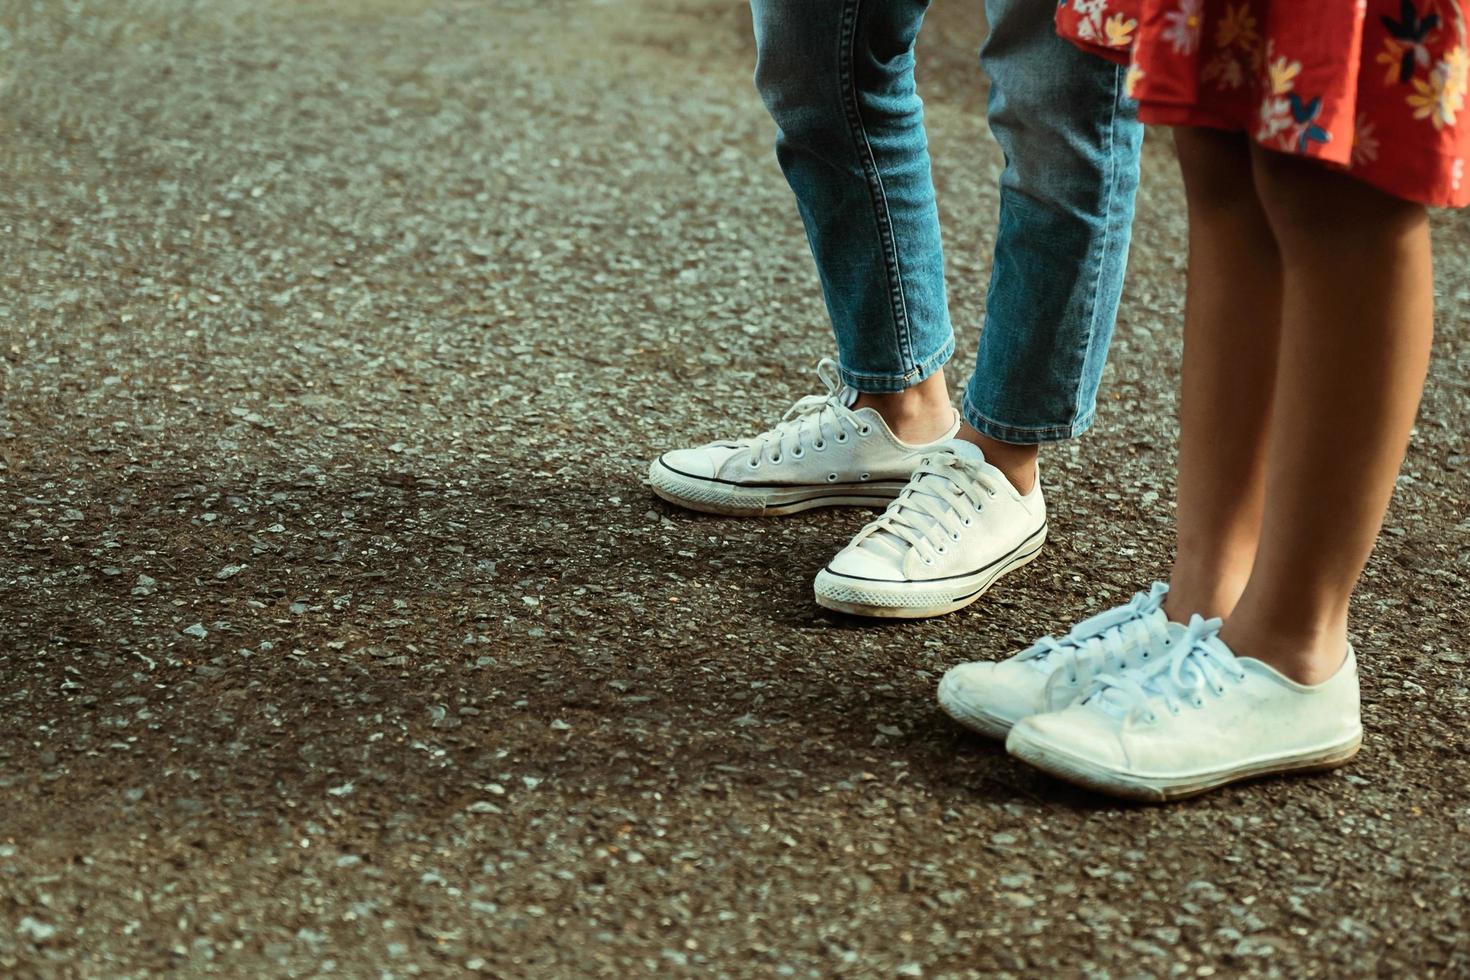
(813, 523, 1047, 619)
(935, 673, 1021, 740)
(1005, 724, 1363, 802)
(647, 455, 906, 517)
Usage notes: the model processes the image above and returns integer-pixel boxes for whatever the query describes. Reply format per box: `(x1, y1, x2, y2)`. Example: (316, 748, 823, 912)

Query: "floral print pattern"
(1056, 0, 1470, 206)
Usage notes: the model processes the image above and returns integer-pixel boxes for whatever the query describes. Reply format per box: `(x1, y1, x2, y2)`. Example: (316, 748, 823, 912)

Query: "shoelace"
(854, 451, 999, 564)
(1086, 615, 1244, 724)
(1019, 582, 1171, 697)
(743, 358, 869, 466)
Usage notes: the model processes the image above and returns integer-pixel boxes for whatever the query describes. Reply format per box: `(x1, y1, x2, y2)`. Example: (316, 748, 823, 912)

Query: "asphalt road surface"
(3, 0, 1469, 976)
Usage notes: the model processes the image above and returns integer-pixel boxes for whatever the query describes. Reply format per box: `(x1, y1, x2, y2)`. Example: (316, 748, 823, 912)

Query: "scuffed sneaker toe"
(657, 445, 737, 481)
(937, 661, 1017, 739)
(823, 544, 908, 582)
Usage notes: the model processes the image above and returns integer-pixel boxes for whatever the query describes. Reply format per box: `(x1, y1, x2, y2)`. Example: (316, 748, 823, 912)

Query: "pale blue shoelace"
(1019, 583, 1172, 696)
(1087, 615, 1246, 724)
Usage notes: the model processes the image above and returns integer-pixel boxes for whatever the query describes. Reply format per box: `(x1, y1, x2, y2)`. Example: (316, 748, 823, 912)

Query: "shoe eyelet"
(962, 518, 972, 527)
(748, 458, 760, 469)
(771, 455, 781, 464)
(791, 448, 804, 459)
(859, 472, 870, 481)
(923, 558, 934, 566)
(936, 545, 947, 555)
(950, 532, 960, 541)
(859, 426, 871, 436)
(826, 473, 838, 483)
(813, 441, 825, 451)
(836, 433, 847, 443)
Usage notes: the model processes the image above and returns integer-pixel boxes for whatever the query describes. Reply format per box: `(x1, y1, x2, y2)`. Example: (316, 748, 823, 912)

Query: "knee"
(751, 9, 831, 136)
(752, 0, 925, 141)
(1248, 148, 1320, 233)
(1175, 128, 1256, 213)
(988, 60, 1140, 220)
(1250, 146, 1424, 248)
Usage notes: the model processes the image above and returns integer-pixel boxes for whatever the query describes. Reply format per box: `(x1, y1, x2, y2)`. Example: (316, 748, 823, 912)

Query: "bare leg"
(857, 373, 1041, 493)
(853, 370, 956, 446)
(956, 423, 1038, 494)
(1163, 128, 1284, 623)
(1218, 148, 1434, 684)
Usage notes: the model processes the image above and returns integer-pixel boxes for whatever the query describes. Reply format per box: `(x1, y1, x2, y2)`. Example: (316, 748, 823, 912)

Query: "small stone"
(182, 623, 208, 639)
(18, 917, 58, 944)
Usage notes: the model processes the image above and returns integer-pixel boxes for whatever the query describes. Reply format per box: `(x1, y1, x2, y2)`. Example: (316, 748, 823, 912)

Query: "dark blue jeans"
(751, 0, 1143, 443)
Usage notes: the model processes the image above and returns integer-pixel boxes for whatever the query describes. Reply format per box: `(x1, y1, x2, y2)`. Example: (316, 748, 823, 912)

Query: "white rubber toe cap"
(658, 444, 745, 481)
(824, 544, 908, 582)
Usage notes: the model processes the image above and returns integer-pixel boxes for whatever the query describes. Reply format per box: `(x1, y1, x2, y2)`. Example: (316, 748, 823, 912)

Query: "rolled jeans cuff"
(961, 389, 1097, 445)
(836, 332, 955, 395)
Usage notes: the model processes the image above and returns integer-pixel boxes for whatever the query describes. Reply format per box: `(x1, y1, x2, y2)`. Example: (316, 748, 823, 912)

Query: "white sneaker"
(1006, 617, 1363, 802)
(812, 440, 1046, 618)
(937, 582, 1179, 739)
(647, 358, 959, 517)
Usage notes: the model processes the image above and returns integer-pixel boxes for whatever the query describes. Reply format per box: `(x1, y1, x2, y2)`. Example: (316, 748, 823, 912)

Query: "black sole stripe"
(821, 522, 1048, 585)
(655, 455, 908, 491)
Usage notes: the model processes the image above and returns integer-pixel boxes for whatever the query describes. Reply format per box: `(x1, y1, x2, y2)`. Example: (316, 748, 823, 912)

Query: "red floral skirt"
(1056, 0, 1470, 207)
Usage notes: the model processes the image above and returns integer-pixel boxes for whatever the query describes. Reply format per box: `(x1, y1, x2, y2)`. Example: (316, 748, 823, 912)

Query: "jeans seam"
(1073, 64, 1125, 425)
(837, 0, 915, 371)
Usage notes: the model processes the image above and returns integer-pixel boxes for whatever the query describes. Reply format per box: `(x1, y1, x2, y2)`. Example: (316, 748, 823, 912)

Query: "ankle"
(954, 424, 1038, 494)
(1163, 567, 1250, 624)
(853, 374, 955, 445)
(1217, 618, 1349, 686)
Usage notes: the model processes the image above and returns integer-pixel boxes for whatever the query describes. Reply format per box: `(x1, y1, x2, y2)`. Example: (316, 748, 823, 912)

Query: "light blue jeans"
(751, 0, 1143, 443)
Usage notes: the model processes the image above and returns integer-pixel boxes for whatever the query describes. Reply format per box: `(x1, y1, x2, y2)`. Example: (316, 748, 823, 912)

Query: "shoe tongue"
(836, 385, 859, 409)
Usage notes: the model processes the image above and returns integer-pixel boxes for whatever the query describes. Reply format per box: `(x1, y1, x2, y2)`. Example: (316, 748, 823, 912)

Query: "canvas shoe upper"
(937, 582, 1179, 738)
(812, 439, 1047, 618)
(1006, 616, 1364, 801)
(647, 358, 959, 516)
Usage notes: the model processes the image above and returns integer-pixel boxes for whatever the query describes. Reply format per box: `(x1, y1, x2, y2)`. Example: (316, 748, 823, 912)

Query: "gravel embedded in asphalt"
(2, 0, 1468, 975)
